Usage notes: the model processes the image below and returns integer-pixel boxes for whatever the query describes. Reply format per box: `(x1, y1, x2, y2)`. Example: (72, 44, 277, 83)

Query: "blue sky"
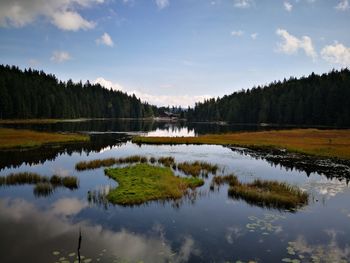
(0, 0, 349, 106)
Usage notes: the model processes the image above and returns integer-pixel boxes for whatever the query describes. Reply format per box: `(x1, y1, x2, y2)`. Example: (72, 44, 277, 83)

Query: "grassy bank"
(211, 175, 308, 209)
(104, 163, 204, 205)
(133, 129, 350, 160)
(0, 128, 89, 149)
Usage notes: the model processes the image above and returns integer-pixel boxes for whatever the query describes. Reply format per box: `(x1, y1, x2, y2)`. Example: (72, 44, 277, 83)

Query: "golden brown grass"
(0, 128, 89, 149)
(75, 155, 148, 171)
(177, 161, 218, 177)
(211, 175, 308, 209)
(133, 129, 350, 160)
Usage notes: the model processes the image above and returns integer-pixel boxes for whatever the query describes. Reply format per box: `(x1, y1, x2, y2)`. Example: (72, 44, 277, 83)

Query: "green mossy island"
(132, 129, 350, 160)
(0, 128, 89, 149)
(104, 163, 204, 205)
(211, 175, 308, 209)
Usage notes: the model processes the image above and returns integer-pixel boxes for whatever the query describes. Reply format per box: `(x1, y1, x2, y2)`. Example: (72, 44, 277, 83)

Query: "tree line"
(0, 65, 158, 119)
(187, 69, 350, 127)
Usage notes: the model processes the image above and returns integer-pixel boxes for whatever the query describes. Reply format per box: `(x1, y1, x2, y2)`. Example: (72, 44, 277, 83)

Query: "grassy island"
(0, 128, 89, 149)
(104, 163, 204, 205)
(132, 129, 350, 160)
(211, 175, 308, 209)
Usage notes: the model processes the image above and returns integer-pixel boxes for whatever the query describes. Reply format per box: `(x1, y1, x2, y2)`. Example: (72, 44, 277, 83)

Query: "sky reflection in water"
(0, 126, 350, 262)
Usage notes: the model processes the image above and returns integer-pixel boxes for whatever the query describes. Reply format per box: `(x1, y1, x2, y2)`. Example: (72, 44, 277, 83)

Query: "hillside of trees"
(187, 69, 350, 127)
(0, 65, 158, 119)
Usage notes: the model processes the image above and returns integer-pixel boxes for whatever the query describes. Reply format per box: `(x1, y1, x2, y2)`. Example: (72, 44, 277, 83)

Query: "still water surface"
(0, 121, 350, 263)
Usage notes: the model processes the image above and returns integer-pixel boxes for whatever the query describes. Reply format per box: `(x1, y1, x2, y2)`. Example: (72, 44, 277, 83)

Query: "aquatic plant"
(75, 158, 117, 170)
(157, 156, 175, 167)
(118, 155, 148, 164)
(211, 174, 239, 187)
(75, 155, 148, 171)
(33, 182, 54, 197)
(104, 163, 204, 205)
(229, 179, 308, 209)
(87, 186, 111, 209)
(211, 175, 308, 209)
(177, 161, 218, 177)
(245, 214, 285, 234)
(0, 172, 48, 185)
(0, 172, 79, 197)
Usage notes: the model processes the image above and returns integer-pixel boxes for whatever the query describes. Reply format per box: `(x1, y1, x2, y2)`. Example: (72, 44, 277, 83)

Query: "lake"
(0, 120, 350, 263)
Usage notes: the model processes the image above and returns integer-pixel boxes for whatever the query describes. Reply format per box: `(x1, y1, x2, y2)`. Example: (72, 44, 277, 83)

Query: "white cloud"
(52, 11, 95, 31)
(94, 77, 212, 107)
(234, 0, 254, 8)
(0, 198, 199, 263)
(51, 198, 88, 216)
(96, 32, 114, 47)
(155, 0, 169, 9)
(231, 30, 244, 37)
(0, 0, 102, 31)
(94, 77, 124, 91)
(335, 0, 349, 11)
(250, 33, 258, 40)
(276, 28, 317, 59)
(284, 1, 293, 12)
(50, 51, 72, 63)
(321, 42, 350, 66)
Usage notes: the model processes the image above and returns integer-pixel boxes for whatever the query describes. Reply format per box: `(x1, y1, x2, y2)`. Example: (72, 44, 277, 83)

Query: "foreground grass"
(211, 175, 308, 209)
(0, 128, 89, 149)
(104, 163, 204, 205)
(133, 129, 350, 160)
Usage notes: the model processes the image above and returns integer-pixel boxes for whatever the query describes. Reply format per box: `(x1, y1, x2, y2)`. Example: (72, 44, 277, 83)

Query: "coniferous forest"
(187, 69, 350, 127)
(1, 65, 350, 127)
(0, 65, 157, 119)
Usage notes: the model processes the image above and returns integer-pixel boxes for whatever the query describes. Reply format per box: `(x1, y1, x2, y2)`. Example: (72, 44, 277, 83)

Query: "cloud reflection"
(0, 198, 198, 263)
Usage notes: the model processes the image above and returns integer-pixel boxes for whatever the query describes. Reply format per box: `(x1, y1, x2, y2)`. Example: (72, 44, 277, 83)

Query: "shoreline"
(132, 128, 350, 160)
(0, 128, 89, 150)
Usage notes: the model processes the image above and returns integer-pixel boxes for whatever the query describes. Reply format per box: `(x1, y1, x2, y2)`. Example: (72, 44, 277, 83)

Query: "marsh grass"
(0, 128, 88, 149)
(33, 182, 54, 197)
(132, 129, 350, 160)
(0, 172, 48, 185)
(0, 172, 79, 196)
(157, 156, 175, 167)
(75, 155, 148, 171)
(211, 174, 239, 188)
(211, 175, 308, 209)
(177, 161, 218, 177)
(104, 163, 204, 205)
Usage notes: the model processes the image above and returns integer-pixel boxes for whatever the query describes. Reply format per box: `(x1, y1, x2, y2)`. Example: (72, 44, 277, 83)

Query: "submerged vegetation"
(104, 163, 204, 205)
(0, 128, 88, 149)
(133, 129, 350, 160)
(0, 172, 78, 196)
(211, 175, 308, 209)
